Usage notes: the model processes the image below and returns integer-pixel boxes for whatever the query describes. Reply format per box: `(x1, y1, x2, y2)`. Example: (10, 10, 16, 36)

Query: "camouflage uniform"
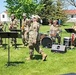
(0, 22, 3, 45)
(21, 13, 30, 46)
(50, 20, 61, 44)
(9, 14, 18, 44)
(9, 14, 17, 30)
(28, 15, 47, 61)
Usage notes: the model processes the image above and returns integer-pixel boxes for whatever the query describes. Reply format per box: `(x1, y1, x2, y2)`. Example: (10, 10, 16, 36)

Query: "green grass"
(0, 22, 76, 75)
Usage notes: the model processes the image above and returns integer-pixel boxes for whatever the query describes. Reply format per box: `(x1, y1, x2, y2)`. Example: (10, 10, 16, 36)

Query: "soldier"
(21, 13, 30, 46)
(9, 14, 18, 30)
(71, 22, 76, 46)
(50, 20, 61, 44)
(0, 21, 3, 31)
(9, 14, 18, 45)
(0, 21, 3, 45)
(26, 15, 47, 61)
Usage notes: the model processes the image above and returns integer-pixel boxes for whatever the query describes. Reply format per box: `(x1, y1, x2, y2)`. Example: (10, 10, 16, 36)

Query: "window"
(2, 15, 5, 18)
(71, 15, 74, 18)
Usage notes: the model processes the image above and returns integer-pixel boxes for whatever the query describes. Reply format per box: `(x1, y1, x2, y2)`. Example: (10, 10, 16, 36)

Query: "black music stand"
(65, 28, 76, 34)
(0, 32, 18, 66)
(10, 29, 21, 32)
(10, 29, 21, 48)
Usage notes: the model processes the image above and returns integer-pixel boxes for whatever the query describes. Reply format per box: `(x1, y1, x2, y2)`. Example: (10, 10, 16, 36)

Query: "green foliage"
(54, 0, 67, 24)
(5, 0, 38, 18)
(38, 0, 67, 24)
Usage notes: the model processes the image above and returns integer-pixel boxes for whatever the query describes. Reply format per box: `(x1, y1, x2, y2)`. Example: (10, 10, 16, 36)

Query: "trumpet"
(21, 25, 24, 30)
(9, 24, 13, 30)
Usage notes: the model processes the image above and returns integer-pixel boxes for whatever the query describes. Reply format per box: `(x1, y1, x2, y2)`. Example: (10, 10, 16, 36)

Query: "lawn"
(0, 22, 76, 75)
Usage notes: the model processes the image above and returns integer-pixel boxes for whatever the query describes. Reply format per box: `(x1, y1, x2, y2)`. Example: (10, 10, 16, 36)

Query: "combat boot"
(41, 52, 47, 61)
(26, 55, 33, 60)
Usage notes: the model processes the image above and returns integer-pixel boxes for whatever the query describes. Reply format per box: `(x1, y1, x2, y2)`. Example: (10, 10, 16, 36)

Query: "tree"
(38, 0, 66, 25)
(54, 0, 67, 24)
(67, 0, 76, 7)
(5, 0, 38, 27)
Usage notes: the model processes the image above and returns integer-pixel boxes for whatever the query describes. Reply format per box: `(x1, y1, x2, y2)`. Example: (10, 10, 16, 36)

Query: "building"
(0, 10, 10, 22)
(64, 10, 76, 22)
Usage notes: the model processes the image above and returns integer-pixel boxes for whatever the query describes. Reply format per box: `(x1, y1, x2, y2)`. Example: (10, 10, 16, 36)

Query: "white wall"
(0, 12, 10, 22)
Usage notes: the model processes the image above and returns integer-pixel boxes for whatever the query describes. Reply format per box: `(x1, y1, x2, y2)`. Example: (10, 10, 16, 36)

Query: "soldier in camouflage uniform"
(9, 14, 18, 45)
(50, 20, 61, 44)
(21, 13, 30, 46)
(0, 21, 3, 45)
(9, 14, 18, 30)
(27, 15, 47, 61)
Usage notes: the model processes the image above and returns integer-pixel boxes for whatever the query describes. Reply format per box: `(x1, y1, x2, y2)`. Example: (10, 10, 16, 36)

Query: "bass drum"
(41, 37, 52, 48)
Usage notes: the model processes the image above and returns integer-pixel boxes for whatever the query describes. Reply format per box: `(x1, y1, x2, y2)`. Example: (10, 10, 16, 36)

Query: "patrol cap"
(53, 20, 57, 23)
(32, 15, 40, 19)
(11, 14, 15, 17)
(35, 15, 40, 19)
(23, 13, 26, 16)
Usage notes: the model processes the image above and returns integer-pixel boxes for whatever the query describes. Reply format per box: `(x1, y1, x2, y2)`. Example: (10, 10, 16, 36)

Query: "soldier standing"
(26, 15, 47, 61)
(0, 21, 3, 45)
(9, 14, 18, 45)
(9, 14, 18, 30)
(21, 13, 30, 46)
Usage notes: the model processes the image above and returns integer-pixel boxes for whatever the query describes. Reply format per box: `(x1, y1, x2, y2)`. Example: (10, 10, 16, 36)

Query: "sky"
(0, 0, 6, 13)
(0, 0, 76, 13)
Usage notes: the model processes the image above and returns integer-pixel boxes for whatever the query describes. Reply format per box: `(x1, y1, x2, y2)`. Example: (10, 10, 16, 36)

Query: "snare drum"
(41, 37, 52, 48)
(39, 33, 48, 41)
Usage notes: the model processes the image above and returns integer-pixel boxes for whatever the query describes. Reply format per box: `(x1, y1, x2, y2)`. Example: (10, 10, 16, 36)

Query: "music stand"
(10, 29, 21, 48)
(10, 29, 21, 32)
(0, 32, 18, 66)
(65, 28, 76, 33)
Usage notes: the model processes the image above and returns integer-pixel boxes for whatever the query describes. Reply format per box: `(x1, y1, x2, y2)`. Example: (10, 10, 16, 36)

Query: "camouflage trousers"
(29, 41, 43, 56)
(22, 31, 29, 46)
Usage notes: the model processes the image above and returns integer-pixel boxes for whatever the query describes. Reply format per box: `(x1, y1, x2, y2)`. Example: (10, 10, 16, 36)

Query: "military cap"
(23, 13, 26, 16)
(11, 14, 15, 17)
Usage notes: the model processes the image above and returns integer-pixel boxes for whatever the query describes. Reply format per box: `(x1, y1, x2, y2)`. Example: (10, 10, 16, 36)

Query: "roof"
(64, 10, 76, 15)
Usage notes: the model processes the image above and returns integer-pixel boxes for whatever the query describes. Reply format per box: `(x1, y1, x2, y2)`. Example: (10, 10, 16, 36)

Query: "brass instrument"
(9, 24, 13, 30)
(21, 25, 24, 30)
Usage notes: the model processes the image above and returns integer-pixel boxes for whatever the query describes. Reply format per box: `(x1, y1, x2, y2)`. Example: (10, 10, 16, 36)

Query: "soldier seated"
(50, 20, 61, 44)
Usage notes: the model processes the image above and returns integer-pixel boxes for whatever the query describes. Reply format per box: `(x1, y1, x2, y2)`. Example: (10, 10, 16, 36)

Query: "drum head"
(41, 37, 52, 48)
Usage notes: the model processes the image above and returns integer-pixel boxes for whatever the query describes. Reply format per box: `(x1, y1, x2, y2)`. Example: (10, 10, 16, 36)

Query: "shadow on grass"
(61, 73, 76, 75)
(6, 61, 25, 66)
(33, 55, 42, 60)
(33, 55, 47, 61)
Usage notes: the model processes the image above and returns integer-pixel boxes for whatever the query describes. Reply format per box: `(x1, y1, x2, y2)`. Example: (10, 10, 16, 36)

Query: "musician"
(71, 22, 76, 46)
(26, 15, 47, 61)
(0, 21, 3, 31)
(21, 13, 30, 46)
(0, 21, 3, 45)
(9, 14, 18, 30)
(50, 20, 61, 44)
(9, 14, 18, 45)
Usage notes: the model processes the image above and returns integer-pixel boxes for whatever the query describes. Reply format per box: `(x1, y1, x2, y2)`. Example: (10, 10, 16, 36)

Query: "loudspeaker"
(51, 44, 67, 53)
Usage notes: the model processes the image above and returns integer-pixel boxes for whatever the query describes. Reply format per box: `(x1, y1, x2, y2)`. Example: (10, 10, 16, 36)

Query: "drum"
(63, 37, 71, 47)
(41, 37, 52, 48)
(39, 33, 48, 41)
